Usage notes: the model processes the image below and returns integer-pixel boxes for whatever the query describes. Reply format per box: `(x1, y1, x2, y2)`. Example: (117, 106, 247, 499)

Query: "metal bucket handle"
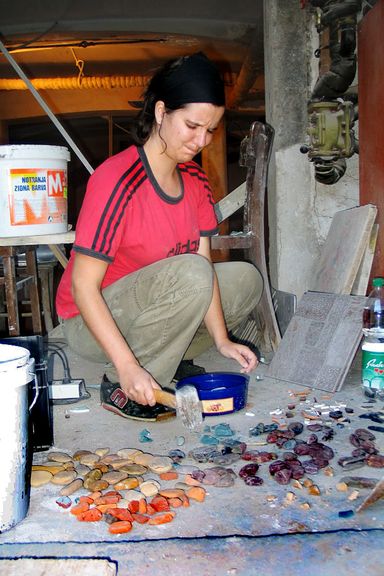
(28, 361, 39, 412)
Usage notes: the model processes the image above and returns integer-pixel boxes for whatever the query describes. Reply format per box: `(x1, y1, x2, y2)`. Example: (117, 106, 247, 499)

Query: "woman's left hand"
(217, 339, 259, 373)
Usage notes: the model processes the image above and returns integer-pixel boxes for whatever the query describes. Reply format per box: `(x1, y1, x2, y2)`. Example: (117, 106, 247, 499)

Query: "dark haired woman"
(56, 53, 263, 421)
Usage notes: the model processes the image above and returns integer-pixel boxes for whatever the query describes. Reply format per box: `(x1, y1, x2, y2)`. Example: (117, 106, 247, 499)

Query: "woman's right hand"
(118, 363, 161, 406)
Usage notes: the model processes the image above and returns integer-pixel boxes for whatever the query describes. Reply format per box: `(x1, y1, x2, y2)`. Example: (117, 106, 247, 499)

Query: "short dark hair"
(131, 52, 225, 145)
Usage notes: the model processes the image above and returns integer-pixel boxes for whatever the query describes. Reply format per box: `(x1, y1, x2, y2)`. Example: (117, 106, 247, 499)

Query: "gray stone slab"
(267, 292, 366, 392)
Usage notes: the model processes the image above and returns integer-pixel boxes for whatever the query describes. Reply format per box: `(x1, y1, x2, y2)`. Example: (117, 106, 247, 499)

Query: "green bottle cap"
(373, 277, 384, 287)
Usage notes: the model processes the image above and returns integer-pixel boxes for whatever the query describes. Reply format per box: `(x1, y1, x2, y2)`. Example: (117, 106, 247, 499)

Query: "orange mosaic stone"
(186, 487, 206, 502)
(96, 504, 115, 513)
(107, 508, 134, 522)
(148, 512, 175, 525)
(128, 500, 140, 514)
(77, 508, 103, 522)
(108, 520, 133, 534)
(87, 491, 102, 501)
(78, 495, 94, 505)
(94, 495, 120, 506)
(168, 497, 183, 508)
(180, 494, 190, 508)
(132, 513, 149, 524)
(159, 471, 179, 481)
(150, 495, 170, 512)
(138, 498, 147, 514)
(146, 504, 156, 515)
(70, 501, 90, 516)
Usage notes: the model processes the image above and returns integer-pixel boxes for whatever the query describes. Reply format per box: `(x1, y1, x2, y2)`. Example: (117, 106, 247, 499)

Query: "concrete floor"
(1, 332, 384, 575)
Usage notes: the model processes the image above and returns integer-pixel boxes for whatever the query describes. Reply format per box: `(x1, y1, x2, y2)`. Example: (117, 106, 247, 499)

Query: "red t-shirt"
(56, 145, 219, 319)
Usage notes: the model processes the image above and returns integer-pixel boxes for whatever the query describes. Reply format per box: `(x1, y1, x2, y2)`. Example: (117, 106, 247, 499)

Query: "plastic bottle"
(361, 277, 384, 397)
(362, 277, 384, 339)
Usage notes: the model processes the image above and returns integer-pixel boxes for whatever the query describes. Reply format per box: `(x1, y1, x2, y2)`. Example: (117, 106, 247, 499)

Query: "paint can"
(0, 144, 70, 237)
(177, 372, 249, 416)
(0, 344, 36, 533)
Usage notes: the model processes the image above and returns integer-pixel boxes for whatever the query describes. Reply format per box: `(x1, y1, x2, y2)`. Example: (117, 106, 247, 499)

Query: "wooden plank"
(244, 122, 281, 352)
(0, 231, 75, 246)
(310, 204, 377, 294)
(214, 181, 246, 224)
(266, 291, 367, 392)
(25, 247, 43, 334)
(202, 118, 229, 262)
(351, 223, 379, 296)
(0, 231, 75, 268)
(211, 232, 251, 250)
(48, 243, 70, 268)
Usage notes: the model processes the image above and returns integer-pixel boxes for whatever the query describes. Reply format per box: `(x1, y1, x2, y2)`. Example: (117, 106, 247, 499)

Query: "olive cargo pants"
(62, 254, 263, 387)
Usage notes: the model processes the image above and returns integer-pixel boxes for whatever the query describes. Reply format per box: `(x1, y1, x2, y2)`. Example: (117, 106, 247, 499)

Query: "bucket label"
(201, 397, 234, 414)
(8, 168, 67, 226)
(362, 349, 384, 390)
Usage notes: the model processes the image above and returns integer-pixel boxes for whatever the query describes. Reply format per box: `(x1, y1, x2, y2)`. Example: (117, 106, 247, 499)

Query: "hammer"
(154, 386, 203, 430)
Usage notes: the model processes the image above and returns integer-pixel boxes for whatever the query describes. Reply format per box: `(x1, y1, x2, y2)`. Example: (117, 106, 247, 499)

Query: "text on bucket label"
(201, 397, 234, 414)
(8, 168, 67, 226)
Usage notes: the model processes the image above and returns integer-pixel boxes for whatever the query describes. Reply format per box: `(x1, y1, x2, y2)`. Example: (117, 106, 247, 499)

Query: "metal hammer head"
(175, 385, 203, 431)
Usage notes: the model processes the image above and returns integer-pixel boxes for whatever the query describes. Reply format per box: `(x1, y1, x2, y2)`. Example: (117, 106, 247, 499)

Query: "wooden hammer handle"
(154, 388, 177, 409)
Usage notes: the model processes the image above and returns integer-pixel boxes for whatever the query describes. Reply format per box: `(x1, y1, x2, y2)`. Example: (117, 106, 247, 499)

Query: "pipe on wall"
(0, 76, 149, 90)
(0, 72, 236, 91)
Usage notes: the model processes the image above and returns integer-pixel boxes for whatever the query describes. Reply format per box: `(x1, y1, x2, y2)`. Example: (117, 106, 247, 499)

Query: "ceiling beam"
(226, 37, 263, 110)
(0, 87, 145, 120)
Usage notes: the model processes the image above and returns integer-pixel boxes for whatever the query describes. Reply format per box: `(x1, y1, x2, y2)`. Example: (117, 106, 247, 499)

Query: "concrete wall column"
(264, 0, 317, 299)
(263, 0, 359, 300)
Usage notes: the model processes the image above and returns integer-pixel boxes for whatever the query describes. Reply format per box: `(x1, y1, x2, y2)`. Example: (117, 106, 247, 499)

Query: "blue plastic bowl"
(176, 372, 249, 416)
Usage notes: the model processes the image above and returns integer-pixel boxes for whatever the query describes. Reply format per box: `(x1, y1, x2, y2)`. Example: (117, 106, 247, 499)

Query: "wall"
(359, 0, 384, 281)
(264, 0, 359, 300)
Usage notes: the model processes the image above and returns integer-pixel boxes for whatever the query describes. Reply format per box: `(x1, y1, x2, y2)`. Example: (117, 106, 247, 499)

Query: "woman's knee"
(174, 254, 214, 292)
(215, 260, 263, 316)
(240, 262, 264, 306)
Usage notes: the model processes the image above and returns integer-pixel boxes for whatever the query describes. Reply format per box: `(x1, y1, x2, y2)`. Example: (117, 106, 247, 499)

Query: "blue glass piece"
(222, 438, 242, 448)
(338, 509, 354, 518)
(139, 428, 153, 443)
(264, 423, 279, 433)
(282, 439, 297, 450)
(169, 449, 185, 460)
(56, 495, 72, 509)
(212, 423, 235, 437)
(200, 434, 219, 445)
(139, 435, 152, 443)
(249, 423, 265, 436)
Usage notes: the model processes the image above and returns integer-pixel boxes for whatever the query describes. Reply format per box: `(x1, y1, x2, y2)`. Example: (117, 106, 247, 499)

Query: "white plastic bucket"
(0, 344, 36, 532)
(0, 144, 70, 237)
